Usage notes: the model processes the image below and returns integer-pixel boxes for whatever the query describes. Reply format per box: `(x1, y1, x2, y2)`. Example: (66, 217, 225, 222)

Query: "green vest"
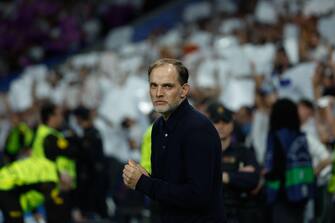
(32, 124, 76, 184)
(5, 122, 33, 156)
(140, 125, 152, 174)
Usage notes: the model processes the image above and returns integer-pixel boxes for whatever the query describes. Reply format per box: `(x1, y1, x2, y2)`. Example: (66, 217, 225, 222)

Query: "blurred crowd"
(1, 0, 335, 222)
(0, 0, 163, 76)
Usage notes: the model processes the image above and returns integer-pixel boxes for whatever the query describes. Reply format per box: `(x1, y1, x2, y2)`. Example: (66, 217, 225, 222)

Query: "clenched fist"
(122, 160, 149, 190)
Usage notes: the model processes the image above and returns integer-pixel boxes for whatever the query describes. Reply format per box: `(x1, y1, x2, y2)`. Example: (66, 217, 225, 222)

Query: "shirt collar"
(161, 99, 190, 133)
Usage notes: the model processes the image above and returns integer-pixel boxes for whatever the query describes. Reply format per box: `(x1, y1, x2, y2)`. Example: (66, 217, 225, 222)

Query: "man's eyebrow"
(162, 83, 175, 87)
(150, 82, 175, 86)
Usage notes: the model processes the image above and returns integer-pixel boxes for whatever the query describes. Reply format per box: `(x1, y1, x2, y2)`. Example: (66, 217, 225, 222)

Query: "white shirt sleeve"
(306, 133, 330, 167)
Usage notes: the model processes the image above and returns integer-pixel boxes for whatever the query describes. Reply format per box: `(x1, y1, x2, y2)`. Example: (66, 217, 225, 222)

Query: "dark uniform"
(75, 126, 108, 218)
(207, 102, 262, 223)
(222, 144, 262, 223)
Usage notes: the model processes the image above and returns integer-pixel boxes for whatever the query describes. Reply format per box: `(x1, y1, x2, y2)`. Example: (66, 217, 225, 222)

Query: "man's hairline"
(149, 63, 186, 86)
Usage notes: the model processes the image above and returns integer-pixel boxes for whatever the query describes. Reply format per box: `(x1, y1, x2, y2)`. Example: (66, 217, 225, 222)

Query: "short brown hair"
(148, 58, 189, 85)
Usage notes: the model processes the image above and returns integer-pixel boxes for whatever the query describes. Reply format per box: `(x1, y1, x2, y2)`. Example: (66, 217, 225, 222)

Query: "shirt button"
(165, 133, 168, 137)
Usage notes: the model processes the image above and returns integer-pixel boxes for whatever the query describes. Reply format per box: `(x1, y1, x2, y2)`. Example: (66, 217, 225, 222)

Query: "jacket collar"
(160, 99, 190, 133)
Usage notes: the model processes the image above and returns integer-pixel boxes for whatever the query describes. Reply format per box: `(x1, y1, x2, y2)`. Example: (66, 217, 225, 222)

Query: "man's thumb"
(128, 160, 137, 167)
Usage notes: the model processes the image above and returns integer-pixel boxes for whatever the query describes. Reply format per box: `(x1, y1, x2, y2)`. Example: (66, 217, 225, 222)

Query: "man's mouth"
(154, 101, 167, 105)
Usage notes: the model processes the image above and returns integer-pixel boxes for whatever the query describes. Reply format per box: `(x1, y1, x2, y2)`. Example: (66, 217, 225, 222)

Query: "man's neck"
(161, 99, 186, 121)
(221, 137, 232, 151)
(81, 121, 92, 129)
(47, 122, 57, 130)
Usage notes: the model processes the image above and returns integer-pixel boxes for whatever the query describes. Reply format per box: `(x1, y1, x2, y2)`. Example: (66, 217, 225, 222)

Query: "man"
(72, 106, 107, 219)
(3, 112, 34, 164)
(31, 102, 77, 223)
(0, 156, 61, 223)
(207, 102, 262, 223)
(122, 58, 224, 222)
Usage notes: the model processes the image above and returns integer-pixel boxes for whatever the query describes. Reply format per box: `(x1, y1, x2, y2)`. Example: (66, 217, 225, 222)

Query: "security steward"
(207, 102, 261, 223)
(72, 106, 107, 219)
(31, 102, 77, 223)
(3, 113, 34, 163)
(0, 156, 65, 223)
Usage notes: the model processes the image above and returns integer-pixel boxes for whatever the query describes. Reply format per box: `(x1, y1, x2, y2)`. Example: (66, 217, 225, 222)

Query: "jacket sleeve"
(227, 147, 260, 191)
(136, 125, 220, 210)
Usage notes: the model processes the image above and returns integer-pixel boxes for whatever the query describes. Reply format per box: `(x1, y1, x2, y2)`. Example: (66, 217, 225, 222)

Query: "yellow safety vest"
(5, 122, 33, 156)
(140, 125, 152, 174)
(32, 124, 76, 186)
(328, 151, 335, 193)
(0, 157, 58, 191)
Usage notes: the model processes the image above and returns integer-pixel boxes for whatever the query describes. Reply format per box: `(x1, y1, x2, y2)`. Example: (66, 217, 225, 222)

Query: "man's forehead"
(150, 64, 178, 81)
(152, 63, 177, 74)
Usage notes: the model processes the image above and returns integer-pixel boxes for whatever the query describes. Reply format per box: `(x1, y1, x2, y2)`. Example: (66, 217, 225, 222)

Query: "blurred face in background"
(214, 121, 233, 142)
(298, 104, 313, 124)
(149, 64, 189, 119)
(274, 48, 290, 74)
(49, 107, 64, 129)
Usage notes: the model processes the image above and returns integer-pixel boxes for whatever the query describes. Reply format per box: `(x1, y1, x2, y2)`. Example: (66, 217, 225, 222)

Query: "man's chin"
(154, 106, 169, 114)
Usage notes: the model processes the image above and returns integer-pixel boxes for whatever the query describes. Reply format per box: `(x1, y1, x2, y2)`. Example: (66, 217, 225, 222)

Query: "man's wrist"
(135, 174, 151, 192)
(222, 172, 230, 184)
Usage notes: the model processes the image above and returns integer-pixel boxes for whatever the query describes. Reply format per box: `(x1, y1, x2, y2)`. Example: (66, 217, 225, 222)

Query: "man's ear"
(181, 83, 190, 98)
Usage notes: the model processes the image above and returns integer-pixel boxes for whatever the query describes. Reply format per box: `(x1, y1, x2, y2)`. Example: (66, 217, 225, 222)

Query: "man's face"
(298, 104, 312, 124)
(149, 64, 189, 118)
(214, 121, 233, 141)
(51, 107, 64, 128)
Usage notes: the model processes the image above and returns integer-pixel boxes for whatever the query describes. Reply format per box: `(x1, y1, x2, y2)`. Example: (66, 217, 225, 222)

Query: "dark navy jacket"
(136, 99, 224, 223)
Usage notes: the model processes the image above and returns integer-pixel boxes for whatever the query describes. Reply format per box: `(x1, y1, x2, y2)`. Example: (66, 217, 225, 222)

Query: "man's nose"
(156, 86, 164, 97)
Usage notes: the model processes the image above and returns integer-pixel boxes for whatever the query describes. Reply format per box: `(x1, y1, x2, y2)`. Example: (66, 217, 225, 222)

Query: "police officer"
(31, 102, 77, 223)
(72, 106, 108, 220)
(207, 102, 261, 223)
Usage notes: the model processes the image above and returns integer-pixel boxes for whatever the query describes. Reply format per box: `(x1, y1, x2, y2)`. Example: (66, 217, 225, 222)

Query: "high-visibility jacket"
(0, 157, 59, 212)
(328, 151, 335, 192)
(5, 122, 34, 157)
(140, 125, 152, 174)
(32, 124, 76, 183)
(0, 157, 58, 191)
